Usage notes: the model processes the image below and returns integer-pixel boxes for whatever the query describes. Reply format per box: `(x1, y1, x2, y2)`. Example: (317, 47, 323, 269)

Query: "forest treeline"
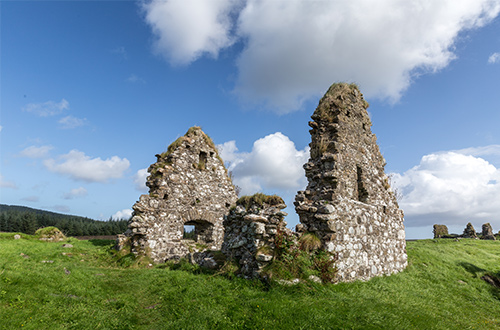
(0, 204, 128, 236)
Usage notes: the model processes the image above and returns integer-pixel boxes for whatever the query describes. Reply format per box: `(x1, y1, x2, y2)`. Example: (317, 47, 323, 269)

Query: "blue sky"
(1, 0, 500, 239)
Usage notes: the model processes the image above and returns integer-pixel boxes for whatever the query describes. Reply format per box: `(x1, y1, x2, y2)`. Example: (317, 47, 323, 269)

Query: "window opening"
(356, 165, 369, 203)
(183, 225, 195, 239)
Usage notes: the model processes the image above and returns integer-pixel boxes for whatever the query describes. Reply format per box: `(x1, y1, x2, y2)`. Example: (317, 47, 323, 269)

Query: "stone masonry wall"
(121, 127, 238, 263)
(294, 83, 407, 282)
(222, 195, 288, 279)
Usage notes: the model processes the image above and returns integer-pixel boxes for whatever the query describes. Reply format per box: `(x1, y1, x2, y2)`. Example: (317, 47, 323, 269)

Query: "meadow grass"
(1, 232, 499, 329)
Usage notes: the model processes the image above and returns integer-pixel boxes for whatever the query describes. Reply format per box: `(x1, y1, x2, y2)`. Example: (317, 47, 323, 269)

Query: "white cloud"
(19, 145, 53, 158)
(23, 99, 69, 117)
(0, 174, 17, 189)
(63, 187, 88, 200)
(112, 209, 133, 220)
(391, 150, 500, 228)
(143, 0, 500, 112)
(0, 125, 3, 132)
(112, 46, 128, 60)
(22, 196, 39, 202)
(126, 74, 146, 84)
(133, 168, 149, 192)
(488, 52, 500, 64)
(58, 115, 88, 129)
(44, 150, 130, 183)
(142, 0, 240, 66)
(52, 205, 70, 213)
(219, 132, 309, 195)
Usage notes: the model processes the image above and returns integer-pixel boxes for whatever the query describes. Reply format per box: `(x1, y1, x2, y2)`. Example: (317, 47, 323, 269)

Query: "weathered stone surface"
(481, 223, 496, 240)
(119, 127, 238, 262)
(463, 222, 477, 239)
(433, 224, 449, 238)
(222, 194, 288, 279)
(294, 83, 407, 282)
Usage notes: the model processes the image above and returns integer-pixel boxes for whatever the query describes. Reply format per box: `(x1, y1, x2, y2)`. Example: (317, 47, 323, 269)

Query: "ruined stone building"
(294, 83, 407, 282)
(120, 127, 238, 263)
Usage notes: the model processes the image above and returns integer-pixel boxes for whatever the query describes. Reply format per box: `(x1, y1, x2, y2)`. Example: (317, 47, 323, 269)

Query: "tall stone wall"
(294, 83, 407, 282)
(122, 127, 238, 263)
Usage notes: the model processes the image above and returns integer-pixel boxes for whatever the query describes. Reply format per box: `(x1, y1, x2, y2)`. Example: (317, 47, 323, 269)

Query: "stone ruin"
(463, 222, 477, 238)
(118, 83, 410, 283)
(432, 222, 497, 240)
(117, 127, 238, 263)
(221, 194, 288, 278)
(433, 224, 449, 238)
(482, 223, 496, 240)
(294, 83, 407, 282)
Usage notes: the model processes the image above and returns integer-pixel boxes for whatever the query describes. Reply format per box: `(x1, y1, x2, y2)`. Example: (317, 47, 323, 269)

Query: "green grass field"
(1, 233, 499, 329)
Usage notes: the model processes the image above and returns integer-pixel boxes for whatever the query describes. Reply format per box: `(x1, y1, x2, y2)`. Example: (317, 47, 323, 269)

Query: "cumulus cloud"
(142, 0, 240, 65)
(0, 174, 17, 189)
(23, 99, 69, 117)
(44, 150, 130, 183)
(19, 145, 53, 158)
(126, 74, 146, 84)
(52, 205, 70, 213)
(63, 187, 88, 200)
(391, 150, 500, 228)
(488, 52, 500, 64)
(21, 196, 39, 202)
(134, 168, 149, 192)
(112, 209, 133, 220)
(218, 132, 309, 195)
(112, 46, 128, 60)
(58, 115, 88, 129)
(142, 0, 500, 112)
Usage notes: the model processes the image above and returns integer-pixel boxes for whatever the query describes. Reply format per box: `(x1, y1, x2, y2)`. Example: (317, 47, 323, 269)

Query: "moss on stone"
(237, 193, 285, 210)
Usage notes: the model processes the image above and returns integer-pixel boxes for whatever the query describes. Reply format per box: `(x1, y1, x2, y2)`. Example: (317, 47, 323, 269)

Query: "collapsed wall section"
(222, 194, 288, 279)
(294, 83, 407, 282)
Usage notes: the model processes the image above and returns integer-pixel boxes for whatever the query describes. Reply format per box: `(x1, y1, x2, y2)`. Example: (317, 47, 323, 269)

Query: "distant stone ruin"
(432, 222, 498, 240)
(463, 222, 478, 239)
(118, 127, 237, 262)
(482, 223, 496, 240)
(433, 224, 449, 238)
(294, 83, 407, 282)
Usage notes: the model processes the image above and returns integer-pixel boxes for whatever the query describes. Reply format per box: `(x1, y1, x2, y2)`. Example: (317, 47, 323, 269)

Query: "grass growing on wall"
(1, 233, 500, 329)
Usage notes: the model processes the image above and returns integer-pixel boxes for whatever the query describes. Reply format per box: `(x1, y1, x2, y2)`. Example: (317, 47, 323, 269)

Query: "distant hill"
(0, 204, 95, 221)
(0, 204, 128, 236)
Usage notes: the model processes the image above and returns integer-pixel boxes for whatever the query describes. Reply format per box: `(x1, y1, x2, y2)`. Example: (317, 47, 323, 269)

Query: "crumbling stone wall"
(481, 223, 496, 240)
(433, 224, 449, 238)
(463, 222, 477, 239)
(119, 127, 237, 262)
(222, 194, 288, 278)
(294, 83, 407, 282)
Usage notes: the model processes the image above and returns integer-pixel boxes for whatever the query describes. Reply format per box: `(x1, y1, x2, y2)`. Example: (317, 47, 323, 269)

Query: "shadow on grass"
(458, 262, 486, 278)
(88, 239, 115, 247)
(459, 262, 500, 300)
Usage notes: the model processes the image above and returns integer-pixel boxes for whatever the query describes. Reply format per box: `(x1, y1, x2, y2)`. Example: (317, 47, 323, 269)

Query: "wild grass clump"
(298, 232, 322, 252)
(237, 193, 285, 210)
(263, 229, 338, 283)
(34, 226, 66, 241)
(313, 82, 369, 123)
